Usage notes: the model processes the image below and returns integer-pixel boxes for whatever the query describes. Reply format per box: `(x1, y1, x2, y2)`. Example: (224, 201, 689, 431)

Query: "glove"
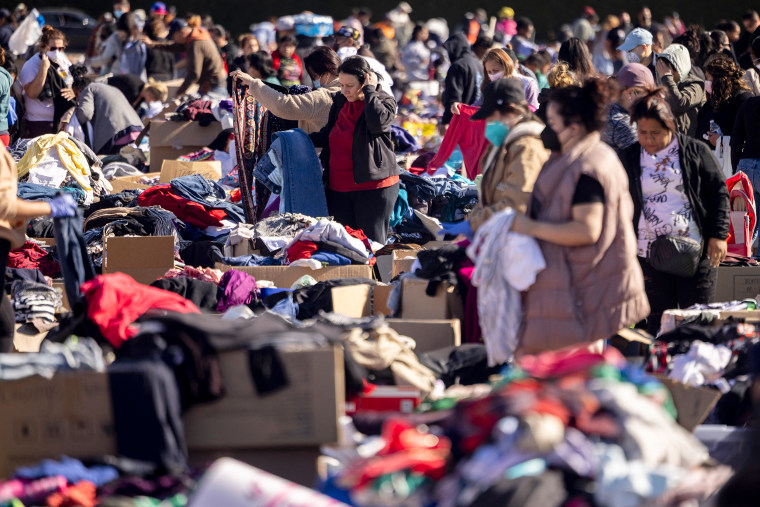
(439, 220, 474, 239)
(48, 194, 78, 218)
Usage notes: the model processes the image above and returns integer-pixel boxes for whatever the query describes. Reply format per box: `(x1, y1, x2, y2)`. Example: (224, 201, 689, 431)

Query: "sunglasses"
(49, 46, 66, 51)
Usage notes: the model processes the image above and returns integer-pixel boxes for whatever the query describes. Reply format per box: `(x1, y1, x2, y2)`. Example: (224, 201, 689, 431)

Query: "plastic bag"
(9, 8, 43, 56)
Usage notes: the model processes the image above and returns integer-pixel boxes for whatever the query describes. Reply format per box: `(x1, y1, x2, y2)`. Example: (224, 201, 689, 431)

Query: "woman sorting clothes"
(19, 26, 76, 138)
(309, 56, 399, 243)
(0, 150, 77, 352)
(511, 80, 650, 354)
(619, 90, 730, 335)
(231, 46, 341, 134)
(440, 78, 549, 238)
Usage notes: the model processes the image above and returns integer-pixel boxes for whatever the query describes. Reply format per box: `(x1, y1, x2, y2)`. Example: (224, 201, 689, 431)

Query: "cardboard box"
(0, 371, 116, 477)
(330, 284, 394, 318)
(149, 119, 223, 172)
(108, 172, 161, 193)
(346, 386, 422, 415)
(188, 448, 321, 487)
(103, 236, 175, 285)
(400, 279, 463, 320)
(391, 250, 418, 279)
(714, 266, 760, 302)
(30, 237, 55, 247)
(159, 160, 222, 184)
(162, 78, 198, 98)
(386, 319, 461, 354)
(216, 264, 374, 289)
(376, 254, 394, 283)
(657, 377, 722, 432)
(184, 347, 345, 448)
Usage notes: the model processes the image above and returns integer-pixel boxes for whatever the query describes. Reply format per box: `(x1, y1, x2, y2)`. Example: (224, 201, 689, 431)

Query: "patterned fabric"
(179, 147, 215, 162)
(637, 137, 702, 257)
(232, 82, 268, 223)
(163, 266, 223, 284)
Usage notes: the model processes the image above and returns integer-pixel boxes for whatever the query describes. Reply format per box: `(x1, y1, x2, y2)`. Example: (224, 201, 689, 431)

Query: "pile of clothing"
(318, 346, 732, 507)
(11, 280, 62, 330)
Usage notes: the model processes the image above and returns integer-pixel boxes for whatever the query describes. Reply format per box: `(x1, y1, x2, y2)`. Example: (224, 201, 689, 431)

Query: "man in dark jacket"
(440, 33, 482, 131)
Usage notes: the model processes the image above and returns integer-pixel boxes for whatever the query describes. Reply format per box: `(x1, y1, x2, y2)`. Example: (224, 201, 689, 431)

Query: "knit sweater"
(247, 77, 340, 134)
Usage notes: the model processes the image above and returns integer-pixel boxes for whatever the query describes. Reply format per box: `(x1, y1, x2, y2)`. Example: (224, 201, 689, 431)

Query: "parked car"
(37, 8, 96, 52)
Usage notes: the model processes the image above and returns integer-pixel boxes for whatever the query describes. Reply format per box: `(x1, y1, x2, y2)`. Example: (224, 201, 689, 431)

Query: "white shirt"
(637, 138, 702, 257)
(19, 53, 73, 123)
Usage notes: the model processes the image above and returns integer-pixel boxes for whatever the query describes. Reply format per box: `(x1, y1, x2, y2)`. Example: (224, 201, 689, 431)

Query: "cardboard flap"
(149, 119, 223, 147)
(391, 250, 419, 279)
(159, 160, 222, 184)
(715, 266, 760, 302)
(385, 319, 461, 354)
(108, 172, 160, 193)
(657, 376, 722, 432)
(104, 236, 175, 285)
(331, 284, 394, 318)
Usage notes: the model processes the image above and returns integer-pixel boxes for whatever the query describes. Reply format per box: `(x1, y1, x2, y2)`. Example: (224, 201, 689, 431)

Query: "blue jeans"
(170, 174, 247, 223)
(53, 211, 96, 310)
(736, 158, 760, 249)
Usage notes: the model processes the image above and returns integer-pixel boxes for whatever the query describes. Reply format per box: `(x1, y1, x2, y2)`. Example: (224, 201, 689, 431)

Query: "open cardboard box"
(103, 236, 175, 285)
(391, 249, 418, 279)
(149, 119, 223, 172)
(108, 172, 161, 193)
(331, 284, 394, 318)
(386, 318, 461, 354)
(400, 279, 463, 320)
(184, 346, 345, 449)
(216, 264, 374, 289)
(159, 160, 222, 184)
(0, 371, 116, 477)
(714, 266, 760, 302)
(656, 376, 722, 432)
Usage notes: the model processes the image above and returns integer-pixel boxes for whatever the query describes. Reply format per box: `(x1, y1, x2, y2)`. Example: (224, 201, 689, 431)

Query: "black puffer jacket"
(619, 133, 730, 243)
(441, 33, 483, 125)
(310, 84, 399, 186)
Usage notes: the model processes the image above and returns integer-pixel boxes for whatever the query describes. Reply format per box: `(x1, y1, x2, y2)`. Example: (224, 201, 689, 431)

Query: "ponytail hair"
(70, 64, 92, 91)
(0, 47, 5, 67)
(186, 14, 202, 29)
(548, 77, 612, 132)
(38, 25, 67, 52)
(337, 55, 382, 83)
(630, 88, 677, 133)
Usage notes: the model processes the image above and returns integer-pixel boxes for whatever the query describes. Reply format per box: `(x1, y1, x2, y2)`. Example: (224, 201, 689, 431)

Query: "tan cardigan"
(247, 77, 340, 134)
(468, 120, 548, 230)
(0, 149, 26, 248)
(519, 132, 650, 354)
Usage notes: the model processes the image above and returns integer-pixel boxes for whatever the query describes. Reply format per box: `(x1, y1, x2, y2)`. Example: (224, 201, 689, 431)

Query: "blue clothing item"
(390, 124, 422, 154)
(169, 174, 247, 223)
(219, 254, 282, 267)
(53, 211, 96, 310)
(17, 183, 86, 204)
(7, 96, 17, 127)
(737, 158, 760, 245)
(399, 171, 437, 202)
(253, 128, 328, 217)
(311, 251, 352, 265)
(390, 188, 409, 228)
(14, 456, 119, 486)
(440, 220, 474, 239)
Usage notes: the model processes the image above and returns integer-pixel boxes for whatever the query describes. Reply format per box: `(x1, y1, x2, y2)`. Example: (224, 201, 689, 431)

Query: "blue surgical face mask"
(313, 78, 321, 89)
(485, 121, 510, 146)
(114, 9, 123, 18)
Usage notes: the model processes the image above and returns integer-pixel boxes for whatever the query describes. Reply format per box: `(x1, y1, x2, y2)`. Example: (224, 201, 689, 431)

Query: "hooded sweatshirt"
(659, 43, 705, 137)
(441, 33, 483, 125)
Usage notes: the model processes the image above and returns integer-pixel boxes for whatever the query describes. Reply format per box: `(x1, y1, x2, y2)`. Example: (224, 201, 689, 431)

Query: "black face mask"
(540, 125, 562, 152)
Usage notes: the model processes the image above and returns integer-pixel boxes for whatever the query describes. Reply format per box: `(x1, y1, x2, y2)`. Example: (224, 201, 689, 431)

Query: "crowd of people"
(0, 2, 757, 355)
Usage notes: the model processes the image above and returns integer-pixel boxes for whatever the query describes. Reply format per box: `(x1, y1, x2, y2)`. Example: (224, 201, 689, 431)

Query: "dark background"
(31, 0, 760, 39)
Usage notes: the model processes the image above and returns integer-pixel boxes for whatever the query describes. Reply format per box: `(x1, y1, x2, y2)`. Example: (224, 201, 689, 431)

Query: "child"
(136, 80, 168, 120)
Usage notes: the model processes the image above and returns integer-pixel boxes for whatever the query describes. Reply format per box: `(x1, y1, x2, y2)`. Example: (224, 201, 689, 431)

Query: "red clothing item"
(137, 185, 226, 228)
(344, 225, 372, 250)
(427, 104, 489, 179)
(286, 241, 319, 263)
(0, 134, 9, 147)
(8, 241, 61, 277)
(329, 100, 400, 192)
(46, 481, 96, 507)
(81, 273, 200, 349)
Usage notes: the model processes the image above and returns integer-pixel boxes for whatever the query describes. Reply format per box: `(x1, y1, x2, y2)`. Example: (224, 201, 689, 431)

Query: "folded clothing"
(8, 242, 61, 278)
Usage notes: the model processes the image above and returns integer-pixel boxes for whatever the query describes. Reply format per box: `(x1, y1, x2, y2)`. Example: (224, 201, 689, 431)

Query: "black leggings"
(638, 256, 717, 335)
(327, 183, 399, 244)
(0, 239, 14, 352)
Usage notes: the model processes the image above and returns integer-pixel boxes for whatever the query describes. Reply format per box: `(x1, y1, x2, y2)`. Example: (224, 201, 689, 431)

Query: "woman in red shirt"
(310, 56, 399, 243)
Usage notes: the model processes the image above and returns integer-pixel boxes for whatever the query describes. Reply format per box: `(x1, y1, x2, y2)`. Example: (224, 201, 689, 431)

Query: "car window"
(40, 12, 62, 27)
(62, 13, 88, 28)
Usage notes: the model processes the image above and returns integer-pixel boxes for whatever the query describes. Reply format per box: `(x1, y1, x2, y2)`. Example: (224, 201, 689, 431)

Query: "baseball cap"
(0, 8, 10, 19)
(151, 1, 167, 15)
(583, 6, 596, 17)
(471, 78, 526, 120)
(617, 63, 655, 88)
(167, 18, 187, 40)
(617, 27, 653, 52)
(336, 26, 361, 41)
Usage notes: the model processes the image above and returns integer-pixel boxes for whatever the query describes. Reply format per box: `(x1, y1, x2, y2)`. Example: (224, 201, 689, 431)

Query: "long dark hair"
(246, 51, 276, 80)
(337, 55, 382, 83)
(304, 46, 341, 77)
(71, 64, 92, 91)
(630, 88, 677, 133)
(558, 37, 593, 81)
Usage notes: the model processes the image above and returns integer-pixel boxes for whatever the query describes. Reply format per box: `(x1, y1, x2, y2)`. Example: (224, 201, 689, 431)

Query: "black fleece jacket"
(619, 133, 730, 243)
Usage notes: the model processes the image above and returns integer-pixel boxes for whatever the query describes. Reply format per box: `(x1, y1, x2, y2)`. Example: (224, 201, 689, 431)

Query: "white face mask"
(46, 50, 63, 62)
(705, 80, 713, 94)
(626, 51, 641, 64)
(488, 71, 505, 81)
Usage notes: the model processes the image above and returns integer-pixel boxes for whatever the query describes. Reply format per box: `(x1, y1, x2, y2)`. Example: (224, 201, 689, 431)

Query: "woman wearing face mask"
(696, 53, 752, 156)
(618, 90, 729, 335)
(18, 26, 76, 138)
(309, 56, 399, 243)
(602, 63, 656, 156)
(231, 46, 341, 134)
(450, 48, 515, 113)
(656, 43, 706, 137)
(511, 79, 650, 354)
(440, 78, 549, 238)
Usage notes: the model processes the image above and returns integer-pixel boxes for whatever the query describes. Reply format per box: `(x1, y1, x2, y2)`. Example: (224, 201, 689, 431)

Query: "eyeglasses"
(49, 46, 66, 51)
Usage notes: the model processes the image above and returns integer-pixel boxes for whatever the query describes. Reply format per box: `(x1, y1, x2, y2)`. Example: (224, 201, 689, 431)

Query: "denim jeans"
(737, 158, 760, 248)
(53, 211, 96, 311)
(170, 174, 247, 223)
